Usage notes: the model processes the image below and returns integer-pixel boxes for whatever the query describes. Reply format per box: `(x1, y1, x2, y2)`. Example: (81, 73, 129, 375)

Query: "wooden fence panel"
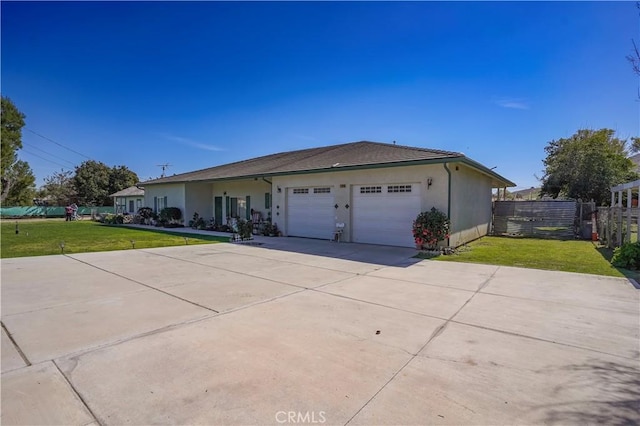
(493, 200, 577, 239)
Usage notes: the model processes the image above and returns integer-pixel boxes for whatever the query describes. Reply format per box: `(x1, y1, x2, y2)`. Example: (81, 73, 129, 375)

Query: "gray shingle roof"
(110, 186, 145, 197)
(142, 141, 464, 185)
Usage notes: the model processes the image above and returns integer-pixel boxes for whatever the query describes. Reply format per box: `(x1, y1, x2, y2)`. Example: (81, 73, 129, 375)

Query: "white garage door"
(286, 187, 335, 239)
(352, 183, 421, 247)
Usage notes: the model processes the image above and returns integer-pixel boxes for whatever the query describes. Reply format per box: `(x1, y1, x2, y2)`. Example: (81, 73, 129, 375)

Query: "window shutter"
(163, 196, 168, 209)
(154, 196, 157, 212)
(265, 192, 270, 209)
(246, 196, 251, 220)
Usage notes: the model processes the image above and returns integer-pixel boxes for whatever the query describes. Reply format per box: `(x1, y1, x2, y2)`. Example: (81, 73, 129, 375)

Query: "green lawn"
(1, 219, 228, 258)
(421, 236, 638, 279)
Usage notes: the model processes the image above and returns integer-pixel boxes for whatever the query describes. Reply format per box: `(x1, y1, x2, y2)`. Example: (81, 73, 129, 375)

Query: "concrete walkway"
(1, 238, 639, 425)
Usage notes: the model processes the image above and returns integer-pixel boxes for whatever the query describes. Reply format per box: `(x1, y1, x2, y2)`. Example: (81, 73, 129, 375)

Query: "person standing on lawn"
(65, 205, 73, 221)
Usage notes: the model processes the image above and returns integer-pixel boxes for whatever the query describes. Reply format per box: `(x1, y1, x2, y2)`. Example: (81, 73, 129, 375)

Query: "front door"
(214, 196, 223, 225)
(129, 200, 134, 213)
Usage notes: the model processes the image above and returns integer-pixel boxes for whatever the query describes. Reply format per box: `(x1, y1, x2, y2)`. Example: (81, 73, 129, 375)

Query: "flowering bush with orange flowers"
(412, 207, 450, 250)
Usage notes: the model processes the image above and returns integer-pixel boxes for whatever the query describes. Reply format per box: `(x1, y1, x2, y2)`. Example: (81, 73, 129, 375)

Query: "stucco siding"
(449, 164, 493, 247)
(144, 184, 186, 217)
(185, 183, 213, 223)
(144, 162, 497, 247)
(272, 164, 450, 243)
(211, 179, 272, 222)
(114, 196, 144, 214)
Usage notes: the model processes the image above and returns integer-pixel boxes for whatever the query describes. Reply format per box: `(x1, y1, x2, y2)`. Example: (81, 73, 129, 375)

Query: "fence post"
(626, 188, 632, 244)
(617, 192, 623, 246)
(608, 207, 613, 248)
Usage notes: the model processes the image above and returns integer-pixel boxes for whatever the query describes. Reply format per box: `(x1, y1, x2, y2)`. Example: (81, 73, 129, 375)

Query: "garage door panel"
(352, 184, 421, 247)
(287, 188, 334, 239)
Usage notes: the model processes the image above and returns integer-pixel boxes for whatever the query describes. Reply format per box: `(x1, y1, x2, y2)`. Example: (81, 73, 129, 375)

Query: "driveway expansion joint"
(344, 267, 501, 425)
(141, 247, 364, 280)
(65, 255, 219, 314)
(52, 359, 102, 426)
(1, 321, 31, 367)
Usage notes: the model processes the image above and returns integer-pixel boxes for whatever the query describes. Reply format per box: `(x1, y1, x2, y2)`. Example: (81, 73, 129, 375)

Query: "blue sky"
(2, 1, 638, 190)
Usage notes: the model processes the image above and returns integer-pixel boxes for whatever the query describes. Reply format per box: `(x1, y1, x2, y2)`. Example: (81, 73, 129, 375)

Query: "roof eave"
(457, 157, 516, 187)
(139, 156, 516, 187)
(140, 157, 465, 185)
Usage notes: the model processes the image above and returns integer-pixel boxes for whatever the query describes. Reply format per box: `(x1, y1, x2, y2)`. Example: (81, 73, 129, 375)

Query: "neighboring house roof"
(141, 141, 515, 187)
(110, 186, 144, 197)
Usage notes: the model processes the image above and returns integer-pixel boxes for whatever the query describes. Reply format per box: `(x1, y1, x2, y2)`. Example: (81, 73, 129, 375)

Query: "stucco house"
(110, 186, 145, 214)
(140, 141, 515, 248)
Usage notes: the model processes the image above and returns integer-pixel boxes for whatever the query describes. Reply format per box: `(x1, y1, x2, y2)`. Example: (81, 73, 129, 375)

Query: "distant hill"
(511, 187, 541, 200)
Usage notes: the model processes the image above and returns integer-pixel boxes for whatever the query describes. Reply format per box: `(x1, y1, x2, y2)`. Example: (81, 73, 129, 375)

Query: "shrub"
(234, 218, 253, 240)
(136, 207, 157, 225)
(611, 241, 640, 270)
(137, 207, 154, 219)
(103, 214, 124, 225)
(159, 207, 182, 224)
(189, 212, 206, 229)
(412, 207, 450, 249)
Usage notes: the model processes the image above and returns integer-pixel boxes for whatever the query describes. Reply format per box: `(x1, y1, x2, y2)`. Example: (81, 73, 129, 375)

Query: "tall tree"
(73, 161, 139, 206)
(540, 129, 638, 205)
(4, 161, 36, 205)
(1, 96, 36, 204)
(109, 165, 139, 195)
(42, 169, 76, 206)
(73, 160, 111, 206)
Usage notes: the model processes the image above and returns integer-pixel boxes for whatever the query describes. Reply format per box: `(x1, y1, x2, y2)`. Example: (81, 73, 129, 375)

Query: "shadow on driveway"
(533, 356, 640, 426)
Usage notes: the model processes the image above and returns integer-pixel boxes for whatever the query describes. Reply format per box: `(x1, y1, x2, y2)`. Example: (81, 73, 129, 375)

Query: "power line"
(21, 148, 70, 169)
(25, 128, 92, 160)
(22, 142, 76, 167)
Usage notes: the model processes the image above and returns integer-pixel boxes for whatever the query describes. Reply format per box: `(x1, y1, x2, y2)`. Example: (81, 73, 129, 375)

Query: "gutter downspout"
(443, 163, 452, 247)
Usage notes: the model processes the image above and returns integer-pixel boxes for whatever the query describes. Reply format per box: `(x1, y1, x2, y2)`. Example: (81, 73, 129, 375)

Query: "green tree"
(73, 160, 111, 206)
(73, 161, 139, 206)
(1, 96, 36, 204)
(4, 161, 36, 205)
(540, 129, 638, 205)
(109, 165, 139, 196)
(42, 169, 76, 206)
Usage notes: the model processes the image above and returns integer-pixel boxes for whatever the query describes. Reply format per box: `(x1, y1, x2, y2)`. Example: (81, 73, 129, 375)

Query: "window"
(313, 187, 331, 194)
(293, 188, 309, 194)
(265, 192, 271, 209)
(360, 186, 382, 194)
(229, 197, 246, 218)
(387, 185, 412, 193)
(136, 199, 142, 209)
(154, 196, 167, 212)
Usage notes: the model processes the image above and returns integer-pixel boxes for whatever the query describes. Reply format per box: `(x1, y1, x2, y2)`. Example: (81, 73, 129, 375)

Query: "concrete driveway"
(2, 238, 639, 425)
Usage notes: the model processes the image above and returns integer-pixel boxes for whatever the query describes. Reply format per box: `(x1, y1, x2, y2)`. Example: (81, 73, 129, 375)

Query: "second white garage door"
(352, 183, 421, 247)
(286, 187, 335, 239)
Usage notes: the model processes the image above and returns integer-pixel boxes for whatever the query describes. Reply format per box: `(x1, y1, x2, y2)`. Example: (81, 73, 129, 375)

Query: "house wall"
(144, 183, 186, 217)
(144, 162, 496, 246)
(184, 182, 213, 223)
(272, 164, 450, 242)
(114, 196, 144, 214)
(211, 179, 272, 222)
(449, 163, 493, 246)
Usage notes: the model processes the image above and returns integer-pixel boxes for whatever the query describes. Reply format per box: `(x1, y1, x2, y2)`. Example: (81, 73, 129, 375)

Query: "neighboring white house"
(140, 141, 515, 248)
(110, 186, 145, 214)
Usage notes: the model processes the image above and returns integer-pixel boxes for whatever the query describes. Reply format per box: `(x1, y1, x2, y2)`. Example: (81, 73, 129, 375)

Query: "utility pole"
(157, 164, 171, 178)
